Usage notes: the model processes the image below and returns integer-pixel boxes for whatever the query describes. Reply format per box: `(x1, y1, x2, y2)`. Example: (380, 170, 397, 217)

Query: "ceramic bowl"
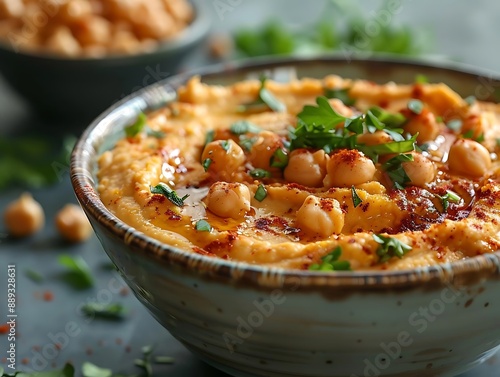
(71, 56, 500, 377)
(0, 0, 210, 122)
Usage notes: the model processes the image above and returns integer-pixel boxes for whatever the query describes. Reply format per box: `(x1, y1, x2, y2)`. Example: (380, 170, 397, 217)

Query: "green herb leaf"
(230, 120, 262, 135)
(436, 190, 461, 212)
(324, 87, 355, 106)
(239, 135, 258, 151)
(476, 133, 485, 143)
(351, 186, 363, 208)
(254, 184, 268, 202)
(58, 255, 94, 290)
(25, 269, 44, 284)
(82, 362, 112, 377)
(220, 140, 231, 152)
(358, 134, 417, 161)
(81, 303, 126, 320)
(146, 128, 165, 138)
(297, 96, 346, 129)
(415, 74, 428, 84)
(249, 168, 271, 179)
(134, 345, 155, 377)
(153, 356, 175, 364)
(150, 183, 189, 207)
(195, 219, 211, 232)
(202, 158, 212, 172)
(309, 246, 351, 271)
(14, 363, 75, 377)
(270, 148, 289, 168)
(125, 112, 147, 137)
(373, 234, 412, 263)
(446, 119, 462, 132)
(368, 107, 407, 128)
(205, 130, 215, 145)
(239, 77, 286, 113)
(407, 99, 424, 115)
(382, 153, 414, 188)
(464, 95, 476, 106)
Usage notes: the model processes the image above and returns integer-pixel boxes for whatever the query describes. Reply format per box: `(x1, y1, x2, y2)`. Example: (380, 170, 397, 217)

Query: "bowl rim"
(71, 54, 500, 291)
(0, 0, 210, 63)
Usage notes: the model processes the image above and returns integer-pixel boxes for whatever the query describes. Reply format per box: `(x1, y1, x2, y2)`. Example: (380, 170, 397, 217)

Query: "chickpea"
(401, 152, 436, 186)
(249, 131, 284, 171)
(357, 131, 393, 146)
(201, 139, 245, 181)
(55, 204, 93, 243)
(74, 16, 112, 47)
(296, 195, 344, 237)
(206, 182, 250, 219)
(448, 139, 492, 177)
(46, 26, 82, 57)
(404, 109, 439, 143)
(3, 193, 44, 237)
(284, 149, 327, 187)
(323, 149, 376, 188)
(0, 0, 24, 18)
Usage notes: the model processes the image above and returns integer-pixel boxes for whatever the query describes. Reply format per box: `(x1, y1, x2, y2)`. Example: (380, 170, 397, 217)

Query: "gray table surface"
(1, 1, 500, 376)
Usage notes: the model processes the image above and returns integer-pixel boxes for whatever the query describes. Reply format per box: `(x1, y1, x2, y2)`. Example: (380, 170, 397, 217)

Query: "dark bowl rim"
(71, 54, 500, 291)
(0, 0, 210, 63)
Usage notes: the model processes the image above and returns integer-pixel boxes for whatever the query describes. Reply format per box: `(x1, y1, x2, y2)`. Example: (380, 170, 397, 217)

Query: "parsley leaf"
(249, 168, 271, 179)
(254, 184, 268, 202)
(436, 190, 461, 212)
(309, 247, 351, 271)
(230, 120, 262, 135)
(195, 219, 211, 232)
(297, 96, 346, 129)
(239, 135, 258, 151)
(382, 153, 414, 188)
(220, 140, 231, 152)
(415, 74, 428, 84)
(204, 130, 215, 145)
(239, 77, 286, 113)
(270, 148, 289, 168)
(125, 112, 147, 137)
(464, 95, 476, 106)
(202, 158, 212, 172)
(446, 119, 462, 132)
(351, 186, 362, 208)
(150, 183, 189, 207)
(324, 87, 355, 106)
(58, 255, 94, 290)
(81, 303, 126, 320)
(358, 135, 417, 161)
(407, 99, 424, 115)
(373, 234, 412, 263)
(81, 362, 112, 377)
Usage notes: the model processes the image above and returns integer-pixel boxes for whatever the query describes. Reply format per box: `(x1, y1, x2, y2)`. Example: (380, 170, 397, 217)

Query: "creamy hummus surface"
(97, 75, 500, 271)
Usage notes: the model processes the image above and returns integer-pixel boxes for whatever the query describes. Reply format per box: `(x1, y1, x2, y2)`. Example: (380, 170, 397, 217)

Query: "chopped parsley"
(135, 345, 154, 377)
(324, 87, 355, 106)
(382, 153, 414, 188)
(415, 74, 428, 84)
(463, 130, 485, 143)
(150, 183, 189, 207)
(125, 112, 147, 137)
(436, 190, 461, 212)
(249, 168, 271, 179)
(58, 255, 94, 290)
(238, 77, 286, 113)
(81, 302, 126, 320)
(25, 269, 44, 283)
(202, 158, 212, 171)
(220, 140, 231, 152)
(239, 135, 258, 151)
(373, 234, 412, 263)
(446, 119, 462, 132)
(146, 128, 165, 138)
(195, 219, 212, 232)
(254, 184, 268, 202)
(230, 120, 262, 135)
(351, 186, 363, 208)
(270, 148, 289, 168)
(291, 96, 415, 161)
(464, 95, 476, 106)
(205, 130, 215, 145)
(309, 247, 351, 271)
(407, 99, 424, 115)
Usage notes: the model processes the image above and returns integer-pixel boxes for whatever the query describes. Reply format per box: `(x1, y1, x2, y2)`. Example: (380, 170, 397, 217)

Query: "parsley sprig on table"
(291, 96, 416, 162)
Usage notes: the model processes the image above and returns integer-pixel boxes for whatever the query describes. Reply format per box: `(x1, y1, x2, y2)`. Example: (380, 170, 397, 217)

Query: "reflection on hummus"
(97, 75, 500, 271)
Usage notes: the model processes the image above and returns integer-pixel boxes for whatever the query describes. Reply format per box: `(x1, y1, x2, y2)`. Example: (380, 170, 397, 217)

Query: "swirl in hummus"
(97, 75, 500, 271)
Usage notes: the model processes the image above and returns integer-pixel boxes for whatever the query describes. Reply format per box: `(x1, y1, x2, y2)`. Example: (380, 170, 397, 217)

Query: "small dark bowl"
(72, 56, 500, 377)
(0, 1, 210, 122)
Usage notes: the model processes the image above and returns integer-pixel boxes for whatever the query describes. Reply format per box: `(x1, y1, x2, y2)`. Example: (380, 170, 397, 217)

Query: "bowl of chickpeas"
(71, 55, 500, 377)
(0, 0, 210, 121)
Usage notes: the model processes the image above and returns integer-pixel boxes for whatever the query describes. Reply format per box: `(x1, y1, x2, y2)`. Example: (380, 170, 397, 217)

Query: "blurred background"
(1, 1, 500, 376)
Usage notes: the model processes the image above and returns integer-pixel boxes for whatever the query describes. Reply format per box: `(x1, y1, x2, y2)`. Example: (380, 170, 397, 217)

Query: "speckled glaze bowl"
(71, 56, 500, 377)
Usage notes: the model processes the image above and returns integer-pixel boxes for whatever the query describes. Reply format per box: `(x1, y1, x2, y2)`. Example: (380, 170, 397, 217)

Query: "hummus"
(97, 75, 500, 271)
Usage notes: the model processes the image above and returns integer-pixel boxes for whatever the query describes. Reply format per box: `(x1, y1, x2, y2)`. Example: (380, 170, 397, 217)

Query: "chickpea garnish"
(55, 204, 93, 243)
(3, 193, 45, 237)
